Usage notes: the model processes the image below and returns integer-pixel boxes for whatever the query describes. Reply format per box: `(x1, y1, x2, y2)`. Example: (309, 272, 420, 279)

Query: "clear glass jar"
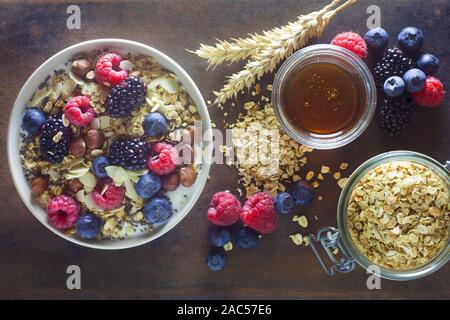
(272, 44, 377, 149)
(309, 151, 450, 281)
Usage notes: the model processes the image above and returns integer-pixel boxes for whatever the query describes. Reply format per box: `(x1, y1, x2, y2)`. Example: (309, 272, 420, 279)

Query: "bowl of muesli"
(309, 151, 449, 280)
(8, 39, 213, 249)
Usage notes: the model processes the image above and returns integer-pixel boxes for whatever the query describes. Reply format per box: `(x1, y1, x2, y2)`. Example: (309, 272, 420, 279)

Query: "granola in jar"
(346, 161, 449, 270)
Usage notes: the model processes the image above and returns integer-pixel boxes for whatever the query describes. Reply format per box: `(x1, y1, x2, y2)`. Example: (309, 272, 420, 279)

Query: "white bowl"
(8, 39, 213, 250)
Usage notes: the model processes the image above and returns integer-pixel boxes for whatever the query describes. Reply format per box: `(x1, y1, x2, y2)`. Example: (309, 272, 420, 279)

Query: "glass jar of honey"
(272, 44, 377, 149)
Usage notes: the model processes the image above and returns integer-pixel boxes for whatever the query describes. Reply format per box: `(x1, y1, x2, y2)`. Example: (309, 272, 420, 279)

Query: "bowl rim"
(7, 38, 213, 250)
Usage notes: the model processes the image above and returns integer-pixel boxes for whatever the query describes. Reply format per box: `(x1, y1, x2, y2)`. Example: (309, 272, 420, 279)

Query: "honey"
(283, 62, 365, 135)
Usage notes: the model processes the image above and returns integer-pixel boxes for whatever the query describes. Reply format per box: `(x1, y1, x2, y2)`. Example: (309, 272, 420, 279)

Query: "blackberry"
(39, 116, 71, 163)
(109, 137, 149, 170)
(373, 48, 413, 87)
(378, 95, 414, 136)
(106, 77, 146, 118)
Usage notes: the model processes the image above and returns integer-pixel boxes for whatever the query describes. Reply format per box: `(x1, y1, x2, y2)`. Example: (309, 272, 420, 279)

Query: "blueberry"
(417, 53, 440, 75)
(290, 181, 315, 206)
(206, 249, 226, 271)
(364, 27, 389, 51)
(92, 156, 110, 178)
(143, 113, 167, 137)
(274, 192, 294, 215)
(22, 108, 46, 136)
(136, 173, 161, 199)
(76, 213, 101, 239)
(403, 68, 426, 93)
(235, 227, 259, 249)
(397, 27, 424, 54)
(143, 197, 172, 224)
(383, 76, 405, 97)
(208, 226, 231, 247)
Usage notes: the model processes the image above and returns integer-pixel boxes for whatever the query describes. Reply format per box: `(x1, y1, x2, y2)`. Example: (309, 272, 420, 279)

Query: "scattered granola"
(320, 165, 331, 174)
(290, 232, 310, 247)
(347, 161, 449, 270)
(298, 215, 308, 228)
(339, 162, 349, 170)
(337, 177, 348, 189)
(290, 233, 303, 246)
(223, 242, 233, 251)
(225, 101, 313, 197)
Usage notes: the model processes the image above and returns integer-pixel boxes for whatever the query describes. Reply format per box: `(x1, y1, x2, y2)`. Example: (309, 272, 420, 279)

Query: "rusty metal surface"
(0, 0, 449, 299)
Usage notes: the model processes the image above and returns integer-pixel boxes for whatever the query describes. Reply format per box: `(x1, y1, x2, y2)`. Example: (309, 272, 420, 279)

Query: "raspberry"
(95, 53, 128, 86)
(147, 142, 179, 175)
(47, 195, 79, 230)
(64, 96, 95, 127)
(331, 32, 367, 59)
(91, 178, 125, 210)
(240, 192, 278, 234)
(207, 191, 241, 226)
(412, 76, 445, 108)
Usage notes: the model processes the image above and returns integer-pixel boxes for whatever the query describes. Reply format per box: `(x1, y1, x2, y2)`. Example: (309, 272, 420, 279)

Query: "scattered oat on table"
(290, 233, 303, 246)
(298, 215, 308, 228)
(337, 177, 348, 189)
(339, 162, 349, 170)
(333, 172, 341, 180)
(226, 101, 313, 197)
(321, 165, 330, 174)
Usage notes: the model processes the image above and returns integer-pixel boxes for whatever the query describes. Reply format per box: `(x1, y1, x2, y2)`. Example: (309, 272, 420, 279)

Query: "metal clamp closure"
(307, 227, 355, 276)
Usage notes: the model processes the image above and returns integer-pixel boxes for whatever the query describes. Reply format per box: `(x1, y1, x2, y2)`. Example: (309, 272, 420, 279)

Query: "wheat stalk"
(192, 0, 341, 69)
(190, 0, 357, 105)
(214, 0, 356, 105)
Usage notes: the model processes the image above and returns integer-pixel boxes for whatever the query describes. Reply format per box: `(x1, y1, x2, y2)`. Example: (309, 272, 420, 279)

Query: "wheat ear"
(213, 0, 356, 105)
(191, 0, 341, 69)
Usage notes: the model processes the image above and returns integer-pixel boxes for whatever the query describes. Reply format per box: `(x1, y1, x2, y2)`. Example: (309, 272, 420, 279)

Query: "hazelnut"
(31, 176, 48, 195)
(85, 129, 105, 150)
(70, 138, 86, 157)
(179, 167, 197, 187)
(161, 172, 180, 191)
(68, 178, 83, 193)
(71, 58, 91, 78)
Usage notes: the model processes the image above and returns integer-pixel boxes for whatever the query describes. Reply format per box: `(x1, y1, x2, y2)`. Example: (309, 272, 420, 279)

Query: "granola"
(225, 101, 313, 197)
(347, 161, 449, 270)
(20, 50, 202, 241)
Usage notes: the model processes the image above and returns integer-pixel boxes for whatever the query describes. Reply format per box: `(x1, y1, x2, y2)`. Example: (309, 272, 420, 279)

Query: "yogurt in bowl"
(8, 39, 212, 250)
